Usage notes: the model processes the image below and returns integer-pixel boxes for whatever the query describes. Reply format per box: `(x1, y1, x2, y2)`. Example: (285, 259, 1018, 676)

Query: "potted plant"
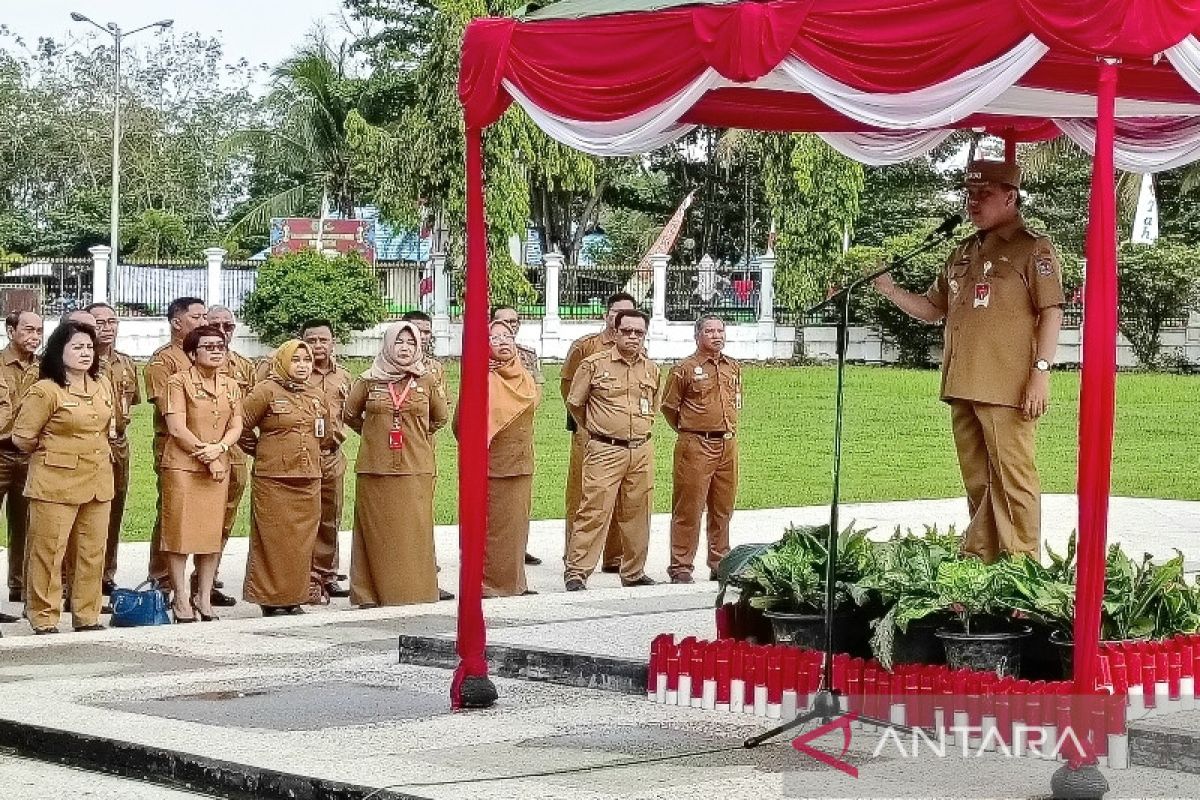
(932, 557, 1032, 677)
(859, 525, 960, 670)
(741, 523, 875, 653)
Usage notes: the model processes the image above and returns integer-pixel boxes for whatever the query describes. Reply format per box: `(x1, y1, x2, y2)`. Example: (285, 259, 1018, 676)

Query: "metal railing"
(0, 257, 94, 317)
(666, 264, 761, 322)
(557, 264, 639, 320)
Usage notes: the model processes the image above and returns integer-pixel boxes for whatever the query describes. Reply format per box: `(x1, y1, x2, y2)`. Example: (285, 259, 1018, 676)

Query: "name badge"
(735, 392, 742, 410)
(640, 397, 650, 415)
(315, 418, 326, 438)
(974, 283, 991, 308)
(388, 429, 405, 450)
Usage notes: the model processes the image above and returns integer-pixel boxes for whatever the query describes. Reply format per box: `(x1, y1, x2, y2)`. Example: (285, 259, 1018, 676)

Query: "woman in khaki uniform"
(345, 321, 447, 607)
(162, 325, 243, 622)
(240, 340, 325, 616)
(12, 321, 114, 634)
(455, 321, 539, 597)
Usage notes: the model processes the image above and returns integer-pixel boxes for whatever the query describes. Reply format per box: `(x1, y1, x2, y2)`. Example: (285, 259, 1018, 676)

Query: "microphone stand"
(744, 229, 956, 749)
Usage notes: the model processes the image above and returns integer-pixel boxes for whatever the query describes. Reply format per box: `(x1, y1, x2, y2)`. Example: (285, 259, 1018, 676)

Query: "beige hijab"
(487, 321, 537, 442)
(363, 321, 427, 382)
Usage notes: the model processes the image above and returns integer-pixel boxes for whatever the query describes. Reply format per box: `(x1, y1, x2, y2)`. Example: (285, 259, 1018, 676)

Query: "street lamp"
(69, 13, 173, 274)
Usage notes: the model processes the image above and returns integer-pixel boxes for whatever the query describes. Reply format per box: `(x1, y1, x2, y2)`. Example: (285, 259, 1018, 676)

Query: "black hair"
(84, 302, 114, 314)
(490, 304, 518, 320)
(39, 321, 100, 386)
(182, 325, 227, 358)
(401, 310, 432, 324)
(613, 309, 650, 330)
(5, 309, 38, 331)
(167, 296, 206, 322)
(606, 292, 637, 311)
(300, 318, 334, 337)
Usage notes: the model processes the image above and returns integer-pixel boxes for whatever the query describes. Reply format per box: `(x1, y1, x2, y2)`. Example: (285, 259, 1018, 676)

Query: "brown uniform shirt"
(567, 348, 660, 441)
(426, 356, 450, 403)
(0, 345, 36, 442)
(144, 342, 191, 441)
(222, 350, 257, 466)
(926, 217, 1065, 408)
(345, 373, 448, 476)
(99, 350, 140, 441)
(661, 352, 742, 434)
(13, 376, 115, 504)
(489, 405, 535, 478)
(308, 360, 354, 451)
(516, 344, 545, 386)
(161, 369, 241, 473)
(559, 329, 617, 401)
(241, 380, 325, 479)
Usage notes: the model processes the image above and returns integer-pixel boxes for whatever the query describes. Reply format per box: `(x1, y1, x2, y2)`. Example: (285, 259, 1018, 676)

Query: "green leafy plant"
(993, 554, 1075, 637)
(1102, 544, 1188, 641)
(935, 557, 1010, 634)
(740, 523, 875, 613)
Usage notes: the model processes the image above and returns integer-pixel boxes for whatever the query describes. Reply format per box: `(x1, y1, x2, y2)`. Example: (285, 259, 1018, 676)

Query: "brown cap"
(964, 159, 1021, 189)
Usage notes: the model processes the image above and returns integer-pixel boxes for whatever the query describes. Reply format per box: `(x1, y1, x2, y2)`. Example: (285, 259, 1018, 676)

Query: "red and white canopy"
(452, 1, 1200, 763)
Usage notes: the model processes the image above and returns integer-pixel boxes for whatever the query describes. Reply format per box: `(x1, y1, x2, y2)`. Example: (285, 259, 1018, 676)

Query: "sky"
(1, 0, 350, 75)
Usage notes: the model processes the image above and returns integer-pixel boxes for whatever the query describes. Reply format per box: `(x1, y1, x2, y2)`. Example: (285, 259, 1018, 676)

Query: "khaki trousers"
(310, 450, 346, 588)
(25, 498, 109, 629)
(1, 449, 31, 593)
(148, 436, 169, 584)
(565, 438, 653, 583)
(950, 400, 1041, 563)
(668, 433, 738, 578)
(565, 428, 623, 567)
(102, 438, 131, 584)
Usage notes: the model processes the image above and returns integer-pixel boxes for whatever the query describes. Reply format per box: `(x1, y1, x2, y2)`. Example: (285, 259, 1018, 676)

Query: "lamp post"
(69, 13, 173, 273)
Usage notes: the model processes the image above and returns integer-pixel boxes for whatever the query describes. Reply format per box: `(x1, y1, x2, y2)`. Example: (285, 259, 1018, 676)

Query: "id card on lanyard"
(387, 379, 416, 450)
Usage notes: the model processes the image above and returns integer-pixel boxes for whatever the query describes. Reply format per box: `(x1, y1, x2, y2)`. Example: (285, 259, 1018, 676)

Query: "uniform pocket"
(43, 451, 79, 469)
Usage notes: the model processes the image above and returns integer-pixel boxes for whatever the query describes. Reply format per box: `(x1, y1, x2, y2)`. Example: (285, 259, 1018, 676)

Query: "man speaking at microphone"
(873, 160, 1064, 562)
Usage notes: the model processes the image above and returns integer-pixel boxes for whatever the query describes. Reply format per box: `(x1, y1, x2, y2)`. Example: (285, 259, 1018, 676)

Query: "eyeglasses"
(94, 319, 118, 328)
(197, 343, 227, 352)
(618, 328, 647, 338)
(488, 334, 515, 344)
(216, 323, 237, 331)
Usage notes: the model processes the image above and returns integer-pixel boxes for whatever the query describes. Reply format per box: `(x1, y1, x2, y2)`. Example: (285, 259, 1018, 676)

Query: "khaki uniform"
(516, 343, 545, 386)
(97, 351, 140, 584)
(482, 405, 536, 597)
(240, 380, 325, 607)
(308, 360, 353, 592)
(560, 330, 623, 567)
(565, 347, 659, 583)
(220, 350, 256, 546)
(661, 351, 741, 579)
(926, 217, 1065, 561)
(345, 373, 448, 606)
(14, 377, 114, 630)
(0, 345, 37, 597)
(160, 369, 240, 555)
(144, 342, 191, 585)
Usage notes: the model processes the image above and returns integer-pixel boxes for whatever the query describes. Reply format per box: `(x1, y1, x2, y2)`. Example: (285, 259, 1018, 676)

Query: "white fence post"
(756, 251, 777, 359)
(542, 250, 562, 335)
(88, 245, 110, 304)
(431, 251, 451, 357)
(650, 252, 669, 339)
(203, 247, 227, 308)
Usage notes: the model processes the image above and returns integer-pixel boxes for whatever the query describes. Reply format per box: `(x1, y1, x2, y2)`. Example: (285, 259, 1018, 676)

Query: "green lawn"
(5, 362, 1200, 543)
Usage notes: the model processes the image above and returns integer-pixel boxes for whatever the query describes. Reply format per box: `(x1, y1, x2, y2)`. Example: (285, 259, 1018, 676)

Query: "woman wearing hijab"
(344, 321, 448, 607)
(239, 340, 327, 616)
(160, 325, 243, 622)
(455, 320, 540, 597)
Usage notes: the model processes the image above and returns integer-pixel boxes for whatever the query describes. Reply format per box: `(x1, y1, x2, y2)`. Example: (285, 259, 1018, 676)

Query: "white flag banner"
(1132, 173, 1159, 244)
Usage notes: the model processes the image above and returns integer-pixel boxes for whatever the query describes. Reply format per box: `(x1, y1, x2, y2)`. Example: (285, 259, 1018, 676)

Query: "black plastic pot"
(762, 609, 860, 653)
(936, 625, 1032, 677)
(1048, 630, 1147, 679)
(892, 619, 947, 666)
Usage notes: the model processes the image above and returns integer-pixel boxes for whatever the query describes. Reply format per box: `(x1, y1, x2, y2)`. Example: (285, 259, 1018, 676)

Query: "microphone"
(926, 213, 963, 242)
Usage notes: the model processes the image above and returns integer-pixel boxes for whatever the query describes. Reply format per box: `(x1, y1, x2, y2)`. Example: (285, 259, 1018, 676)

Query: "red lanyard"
(387, 379, 416, 413)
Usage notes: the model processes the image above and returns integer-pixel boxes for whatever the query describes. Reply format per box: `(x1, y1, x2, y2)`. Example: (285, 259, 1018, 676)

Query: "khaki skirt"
(243, 475, 321, 607)
(350, 474, 438, 606)
(484, 475, 532, 597)
(160, 468, 227, 555)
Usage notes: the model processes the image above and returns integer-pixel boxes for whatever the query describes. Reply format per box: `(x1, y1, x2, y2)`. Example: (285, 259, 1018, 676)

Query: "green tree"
(1117, 241, 1200, 368)
(241, 250, 387, 345)
(127, 209, 191, 260)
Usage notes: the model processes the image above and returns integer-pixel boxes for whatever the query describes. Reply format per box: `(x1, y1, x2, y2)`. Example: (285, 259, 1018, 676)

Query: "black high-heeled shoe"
(172, 601, 197, 624)
(191, 595, 219, 622)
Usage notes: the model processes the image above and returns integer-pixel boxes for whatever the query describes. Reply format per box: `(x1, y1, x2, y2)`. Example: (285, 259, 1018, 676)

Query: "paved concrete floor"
(0, 750, 217, 799)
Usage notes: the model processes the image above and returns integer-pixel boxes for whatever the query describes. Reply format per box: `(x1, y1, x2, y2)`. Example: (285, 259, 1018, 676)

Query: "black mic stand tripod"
(744, 225, 959, 750)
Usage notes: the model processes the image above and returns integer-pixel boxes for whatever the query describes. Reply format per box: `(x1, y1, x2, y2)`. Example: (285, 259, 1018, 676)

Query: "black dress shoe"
(210, 589, 237, 607)
(33, 627, 59, 635)
(438, 588, 455, 601)
(564, 578, 587, 592)
(261, 606, 286, 617)
(73, 623, 106, 632)
(670, 573, 695, 585)
(709, 571, 720, 582)
(524, 553, 542, 566)
(325, 582, 350, 598)
(521, 589, 539, 596)
(357, 603, 379, 610)
(102, 580, 117, 596)
(0, 611, 20, 623)
(621, 575, 657, 587)
(600, 564, 620, 574)
(100, 604, 114, 615)
(286, 605, 305, 615)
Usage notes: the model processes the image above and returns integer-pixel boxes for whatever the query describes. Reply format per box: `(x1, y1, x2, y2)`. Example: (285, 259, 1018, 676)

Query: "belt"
(681, 430, 734, 440)
(589, 432, 651, 449)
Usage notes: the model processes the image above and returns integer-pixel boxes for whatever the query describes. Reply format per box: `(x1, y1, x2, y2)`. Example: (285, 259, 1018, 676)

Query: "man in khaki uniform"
(661, 315, 741, 584)
(86, 303, 140, 593)
(301, 319, 353, 600)
(144, 297, 207, 592)
(206, 305, 255, 606)
(560, 292, 636, 572)
(491, 304, 545, 566)
(0, 310, 42, 605)
(874, 160, 1064, 562)
(565, 309, 659, 590)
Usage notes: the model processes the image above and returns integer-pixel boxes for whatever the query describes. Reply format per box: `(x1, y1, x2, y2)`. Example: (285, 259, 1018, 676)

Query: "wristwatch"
(1034, 359, 1051, 372)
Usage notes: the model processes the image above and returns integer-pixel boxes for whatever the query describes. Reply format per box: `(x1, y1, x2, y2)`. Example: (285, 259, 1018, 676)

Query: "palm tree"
(223, 41, 363, 242)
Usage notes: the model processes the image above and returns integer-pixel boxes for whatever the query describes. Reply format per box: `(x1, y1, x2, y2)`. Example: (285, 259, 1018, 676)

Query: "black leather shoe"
(524, 552, 542, 566)
(670, 573, 695, 585)
(521, 589, 539, 596)
(73, 623, 106, 632)
(325, 582, 350, 598)
(621, 575, 657, 587)
(438, 588, 455, 601)
(102, 580, 117, 596)
(286, 605, 305, 615)
(261, 606, 286, 617)
(709, 571, 720, 582)
(564, 578, 587, 592)
(33, 627, 59, 635)
(600, 564, 620, 574)
(210, 589, 237, 607)
(0, 611, 20, 623)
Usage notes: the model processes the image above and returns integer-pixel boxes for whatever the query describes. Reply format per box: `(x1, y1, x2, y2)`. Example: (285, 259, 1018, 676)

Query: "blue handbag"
(110, 579, 171, 627)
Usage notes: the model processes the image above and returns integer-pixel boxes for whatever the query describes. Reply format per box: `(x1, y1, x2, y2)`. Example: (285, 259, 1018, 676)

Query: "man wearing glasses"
(205, 306, 257, 607)
(145, 297, 208, 593)
(85, 303, 142, 596)
(565, 309, 660, 591)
